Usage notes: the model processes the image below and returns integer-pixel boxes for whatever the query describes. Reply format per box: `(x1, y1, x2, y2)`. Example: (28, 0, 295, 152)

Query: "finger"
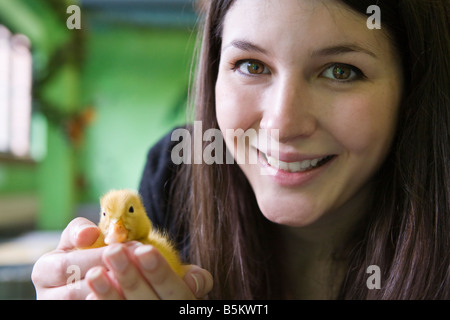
(134, 245, 196, 300)
(58, 217, 100, 251)
(35, 278, 93, 300)
(182, 265, 214, 299)
(85, 266, 124, 300)
(102, 244, 159, 300)
(32, 246, 107, 288)
(86, 292, 97, 300)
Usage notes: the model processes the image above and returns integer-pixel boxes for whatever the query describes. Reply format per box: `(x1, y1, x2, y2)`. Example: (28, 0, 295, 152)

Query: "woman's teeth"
(264, 154, 332, 172)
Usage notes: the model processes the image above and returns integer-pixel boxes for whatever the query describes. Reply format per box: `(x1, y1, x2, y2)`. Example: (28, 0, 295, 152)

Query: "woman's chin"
(257, 199, 324, 227)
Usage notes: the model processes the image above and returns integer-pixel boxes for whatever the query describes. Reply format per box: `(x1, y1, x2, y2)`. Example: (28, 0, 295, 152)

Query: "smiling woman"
(178, 0, 449, 299)
(216, 0, 403, 227)
(31, 0, 450, 300)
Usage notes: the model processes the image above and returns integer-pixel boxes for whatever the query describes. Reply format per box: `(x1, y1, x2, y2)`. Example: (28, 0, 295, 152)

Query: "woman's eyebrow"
(222, 39, 268, 54)
(222, 39, 377, 59)
(311, 44, 377, 59)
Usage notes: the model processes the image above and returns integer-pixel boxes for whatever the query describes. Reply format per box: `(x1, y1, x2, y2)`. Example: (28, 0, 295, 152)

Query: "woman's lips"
(257, 150, 337, 187)
(262, 152, 334, 172)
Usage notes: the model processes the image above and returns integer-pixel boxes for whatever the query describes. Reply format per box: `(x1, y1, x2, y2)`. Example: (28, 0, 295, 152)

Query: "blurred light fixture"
(0, 25, 33, 159)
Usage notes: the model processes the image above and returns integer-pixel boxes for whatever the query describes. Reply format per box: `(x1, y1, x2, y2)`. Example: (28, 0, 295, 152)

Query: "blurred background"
(0, 0, 199, 299)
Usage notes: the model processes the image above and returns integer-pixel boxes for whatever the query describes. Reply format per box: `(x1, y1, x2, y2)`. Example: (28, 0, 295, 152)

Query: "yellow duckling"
(85, 189, 185, 278)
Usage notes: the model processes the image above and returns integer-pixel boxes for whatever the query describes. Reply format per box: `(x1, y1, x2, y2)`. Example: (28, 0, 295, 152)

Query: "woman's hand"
(85, 244, 214, 300)
(31, 218, 109, 299)
(32, 217, 213, 300)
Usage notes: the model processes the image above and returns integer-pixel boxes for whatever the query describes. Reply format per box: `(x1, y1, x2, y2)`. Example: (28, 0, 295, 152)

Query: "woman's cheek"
(328, 92, 399, 175)
(215, 76, 261, 133)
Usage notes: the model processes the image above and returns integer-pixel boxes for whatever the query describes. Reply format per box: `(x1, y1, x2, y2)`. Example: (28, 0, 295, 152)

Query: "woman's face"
(215, 0, 403, 227)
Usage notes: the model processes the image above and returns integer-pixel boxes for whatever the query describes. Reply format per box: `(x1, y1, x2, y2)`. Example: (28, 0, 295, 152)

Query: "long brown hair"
(172, 0, 450, 299)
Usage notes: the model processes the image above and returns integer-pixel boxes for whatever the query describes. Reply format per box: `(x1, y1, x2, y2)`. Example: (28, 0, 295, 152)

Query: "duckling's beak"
(104, 218, 128, 244)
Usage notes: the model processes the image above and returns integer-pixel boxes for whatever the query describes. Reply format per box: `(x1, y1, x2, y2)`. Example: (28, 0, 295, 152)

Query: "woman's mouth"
(256, 149, 337, 187)
(260, 152, 336, 173)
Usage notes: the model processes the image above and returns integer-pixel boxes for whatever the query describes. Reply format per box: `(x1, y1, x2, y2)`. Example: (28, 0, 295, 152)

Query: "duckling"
(85, 189, 185, 278)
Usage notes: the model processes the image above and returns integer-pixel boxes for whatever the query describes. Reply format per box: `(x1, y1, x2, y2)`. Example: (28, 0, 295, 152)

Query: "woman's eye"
(321, 64, 364, 82)
(235, 60, 270, 76)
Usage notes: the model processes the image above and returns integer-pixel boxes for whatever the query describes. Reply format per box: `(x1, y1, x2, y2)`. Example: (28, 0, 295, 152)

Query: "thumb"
(183, 265, 214, 299)
(58, 217, 100, 251)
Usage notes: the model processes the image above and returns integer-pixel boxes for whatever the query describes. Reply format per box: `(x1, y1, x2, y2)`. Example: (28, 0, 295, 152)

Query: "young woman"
(32, 0, 449, 299)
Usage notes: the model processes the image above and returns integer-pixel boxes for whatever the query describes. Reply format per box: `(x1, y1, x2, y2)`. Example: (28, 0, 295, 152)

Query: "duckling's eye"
(129, 206, 134, 213)
(102, 212, 106, 216)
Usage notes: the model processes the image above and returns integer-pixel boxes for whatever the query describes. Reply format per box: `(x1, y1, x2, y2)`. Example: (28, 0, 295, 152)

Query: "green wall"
(0, 1, 195, 230)
(79, 24, 194, 203)
(0, 0, 76, 230)
(0, 163, 37, 194)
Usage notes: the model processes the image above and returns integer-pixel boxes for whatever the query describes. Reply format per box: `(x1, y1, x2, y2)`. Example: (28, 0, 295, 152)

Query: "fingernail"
(191, 273, 200, 295)
(135, 245, 158, 271)
(75, 224, 97, 239)
(105, 245, 128, 272)
(86, 268, 109, 294)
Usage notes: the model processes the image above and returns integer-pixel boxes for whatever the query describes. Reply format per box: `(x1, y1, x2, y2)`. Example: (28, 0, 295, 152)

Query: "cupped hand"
(31, 217, 108, 299)
(85, 244, 214, 300)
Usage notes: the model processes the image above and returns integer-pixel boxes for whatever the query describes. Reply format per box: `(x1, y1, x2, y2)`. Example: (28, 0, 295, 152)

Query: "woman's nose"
(260, 77, 318, 143)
